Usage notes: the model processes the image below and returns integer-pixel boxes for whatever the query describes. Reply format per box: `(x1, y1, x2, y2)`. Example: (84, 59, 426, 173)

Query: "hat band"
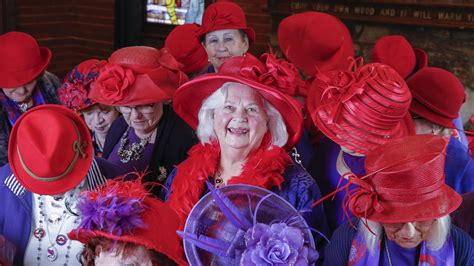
(16, 123, 88, 182)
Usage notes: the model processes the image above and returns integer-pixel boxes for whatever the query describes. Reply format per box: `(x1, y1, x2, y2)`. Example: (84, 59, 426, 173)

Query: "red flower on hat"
(259, 53, 307, 97)
(95, 63, 135, 104)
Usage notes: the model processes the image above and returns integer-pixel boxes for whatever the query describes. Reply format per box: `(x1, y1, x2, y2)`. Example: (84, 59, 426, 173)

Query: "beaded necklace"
(117, 127, 155, 163)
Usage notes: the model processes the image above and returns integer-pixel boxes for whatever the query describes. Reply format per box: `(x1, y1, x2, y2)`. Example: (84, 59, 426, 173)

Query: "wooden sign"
(269, 1, 474, 29)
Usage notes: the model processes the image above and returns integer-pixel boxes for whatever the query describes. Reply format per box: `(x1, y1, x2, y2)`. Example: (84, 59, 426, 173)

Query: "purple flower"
(240, 223, 309, 266)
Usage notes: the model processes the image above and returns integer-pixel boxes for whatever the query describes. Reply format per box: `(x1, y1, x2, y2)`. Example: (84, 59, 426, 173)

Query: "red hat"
(89, 46, 188, 106)
(173, 53, 303, 149)
(278, 12, 354, 76)
(68, 178, 188, 265)
(407, 67, 466, 129)
(348, 135, 461, 223)
(371, 35, 428, 79)
(165, 24, 209, 75)
(58, 59, 107, 111)
(0, 31, 51, 88)
(8, 104, 93, 195)
(197, 2, 255, 43)
(307, 62, 415, 155)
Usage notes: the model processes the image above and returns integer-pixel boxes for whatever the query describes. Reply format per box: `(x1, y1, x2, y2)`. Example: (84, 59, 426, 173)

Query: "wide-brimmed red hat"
(58, 59, 106, 111)
(165, 23, 209, 75)
(8, 104, 93, 195)
(173, 53, 303, 149)
(307, 62, 415, 155)
(197, 2, 255, 43)
(68, 178, 188, 265)
(278, 12, 354, 76)
(0, 31, 51, 88)
(89, 46, 188, 106)
(348, 135, 461, 223)
(407, 67, 466, 129)
(371, 35, 428, 79)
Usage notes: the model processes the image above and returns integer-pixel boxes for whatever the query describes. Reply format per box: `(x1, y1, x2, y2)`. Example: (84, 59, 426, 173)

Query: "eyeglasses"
(383, 220, 436, 232)
(118, 104, 156, 114)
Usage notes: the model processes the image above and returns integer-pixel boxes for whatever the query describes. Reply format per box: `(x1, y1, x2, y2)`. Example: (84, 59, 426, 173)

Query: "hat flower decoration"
(94, 63, 136, 104)
(178, 182, 319, 265)
(58, 59, 106, 111)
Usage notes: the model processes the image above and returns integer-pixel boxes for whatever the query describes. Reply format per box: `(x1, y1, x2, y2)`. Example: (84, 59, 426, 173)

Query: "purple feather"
(177, 230, 231, 257)
(206, 182, 252, 231)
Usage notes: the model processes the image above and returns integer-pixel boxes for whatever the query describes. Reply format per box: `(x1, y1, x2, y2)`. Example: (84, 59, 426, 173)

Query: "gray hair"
(196, 82, 288, 147)
(360, 216, 451, 255)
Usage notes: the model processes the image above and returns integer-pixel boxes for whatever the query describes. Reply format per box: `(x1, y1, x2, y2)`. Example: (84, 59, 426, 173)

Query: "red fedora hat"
(407, 67, 466, 128)
(58, 59, 106, 112)
(197, 2, 255, 43)
(348, 135, 461, 223)
(89, 46, 188, 106)
(8, 104, 93, 195)
(278, 12, 354, 76)
(165, 23, 209, 75)
(371, 35, 428, 79)
(173, 53, 303, 149)
(0, 31, 51, 88)
(307, 62, 415, 155)
(69, 178, 188, 265)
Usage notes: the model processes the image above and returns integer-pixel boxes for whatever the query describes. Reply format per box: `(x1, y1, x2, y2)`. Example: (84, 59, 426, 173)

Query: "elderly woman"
(323, 135, 473, 266)
(165, 54, 329, 248)
(406, 67, 473, 194)
(197, 2, 254, 73)
(0, 31, 61, 167)
(69, 177, 187, 266)
(58, 59, 120, 156)
(89, 46, 197, 194)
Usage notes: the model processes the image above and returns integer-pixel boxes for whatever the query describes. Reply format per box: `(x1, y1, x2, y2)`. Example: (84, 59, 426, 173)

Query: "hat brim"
(410, 98, 456, 129)
(173, 73, 303, 149)
(359, 184, 462, 223)
(0, 47, 51, 88)
(8, 105, 93, 195)
(413, 48, 428, 72)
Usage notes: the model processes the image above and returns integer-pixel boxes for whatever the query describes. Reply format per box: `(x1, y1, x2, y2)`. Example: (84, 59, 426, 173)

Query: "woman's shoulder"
(323, 220, 358, 266)
(283, 163, 317, 189)
(450, 224, 474, 265)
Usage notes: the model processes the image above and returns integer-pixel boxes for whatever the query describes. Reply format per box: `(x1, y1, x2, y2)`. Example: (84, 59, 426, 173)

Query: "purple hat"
(178, 183, 318, 265)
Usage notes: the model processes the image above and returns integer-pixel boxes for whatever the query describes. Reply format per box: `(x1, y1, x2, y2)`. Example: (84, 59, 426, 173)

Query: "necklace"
(17, 102, 29, 113)
(384, 238, 393, 266)
(214, 170, 224, 188)
(117, 127, 154, 163)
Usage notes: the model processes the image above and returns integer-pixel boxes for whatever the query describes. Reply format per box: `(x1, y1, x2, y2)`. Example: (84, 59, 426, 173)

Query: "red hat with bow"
(89, 46, 188, 106)
(0, 31, 51, 88)
(307, 61, 415, 155)
(197, 2, 255, 43)
(173, 53, 303, 149)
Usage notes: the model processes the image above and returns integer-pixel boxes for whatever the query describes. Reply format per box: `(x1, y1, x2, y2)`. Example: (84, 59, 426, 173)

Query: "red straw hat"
(8, 104, 93, 195)
(407, 67, 466, 129)
(89, 46, 188, 106)
(278, 12, 354, 76)
(165, 23, 209, 75)
(197, 2, 255, 43)
(348, 135, 462, 223)
(307, 62, 415, 155)
(58, 59, 106, 111)
(371, 35, 428, 79)
(173, 53, 303, 149)
(0, 31, 51, 88)
(68, 178, 188, 265)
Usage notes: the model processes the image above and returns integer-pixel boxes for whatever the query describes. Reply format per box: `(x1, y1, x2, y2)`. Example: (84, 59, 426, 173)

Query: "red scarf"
(167, 142, 292, 228)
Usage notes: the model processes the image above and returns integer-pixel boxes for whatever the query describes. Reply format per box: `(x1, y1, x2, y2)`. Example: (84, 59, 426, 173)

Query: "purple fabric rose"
(240, 223, 309, 266)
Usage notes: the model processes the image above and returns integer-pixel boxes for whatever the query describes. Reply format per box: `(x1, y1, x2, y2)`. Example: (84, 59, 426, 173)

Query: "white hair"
(196, 82, 288, 147)
(360, 215, 451, 255)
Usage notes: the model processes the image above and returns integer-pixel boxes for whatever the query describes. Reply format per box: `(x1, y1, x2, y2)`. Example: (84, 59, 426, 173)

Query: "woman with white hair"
(323, 135, 473, 266)
(165, 53, 329, 250)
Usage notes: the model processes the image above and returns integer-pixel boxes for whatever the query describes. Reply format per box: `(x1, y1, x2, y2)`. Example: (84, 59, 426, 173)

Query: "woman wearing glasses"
(89, 46, 197, 197)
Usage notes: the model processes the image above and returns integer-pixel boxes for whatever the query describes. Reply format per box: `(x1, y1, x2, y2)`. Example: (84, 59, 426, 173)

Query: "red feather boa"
(167, 142, 293, 229)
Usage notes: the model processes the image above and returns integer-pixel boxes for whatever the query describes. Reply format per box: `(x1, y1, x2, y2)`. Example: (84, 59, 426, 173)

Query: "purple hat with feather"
(178, 183, 318, 265)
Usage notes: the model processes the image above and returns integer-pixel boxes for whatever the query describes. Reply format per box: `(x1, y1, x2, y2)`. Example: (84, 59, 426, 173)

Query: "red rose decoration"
(259, 53, 306, 97)
(95, 63, 135, 104)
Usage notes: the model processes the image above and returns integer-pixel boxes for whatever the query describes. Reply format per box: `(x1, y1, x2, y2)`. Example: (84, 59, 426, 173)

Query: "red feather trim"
(167, 142, 292, 229)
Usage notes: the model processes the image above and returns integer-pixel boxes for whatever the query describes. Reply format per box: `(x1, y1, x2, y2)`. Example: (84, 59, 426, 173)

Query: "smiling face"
(213, 84, 268, 154)
(383, 220, 436, 248)
(203, 29, 249, 70)
(2, 79, 37, 102)
(81, 104, 119, 136)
